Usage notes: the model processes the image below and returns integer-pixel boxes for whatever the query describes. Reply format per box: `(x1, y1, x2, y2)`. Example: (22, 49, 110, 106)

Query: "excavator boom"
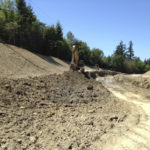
(70, 45, 79, 70)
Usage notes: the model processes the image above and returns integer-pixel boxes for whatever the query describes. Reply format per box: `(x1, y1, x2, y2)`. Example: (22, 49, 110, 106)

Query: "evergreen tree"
(66, 31, 78, 45)
(144, 58, 150, 65)
(15, 0, 26, 15)
(56, 22, 63, 40)
(114, 41, 126, 57)
(127, 41, 134, 59)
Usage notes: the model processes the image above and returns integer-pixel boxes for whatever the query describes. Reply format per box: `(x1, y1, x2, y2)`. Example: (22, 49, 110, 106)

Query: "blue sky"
(26, 0, 150, 60)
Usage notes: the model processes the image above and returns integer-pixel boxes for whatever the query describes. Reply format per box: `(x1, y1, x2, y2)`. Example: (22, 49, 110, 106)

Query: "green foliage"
(90, 48, 104, 66)
(0, 0, 71, 61)
(127, 41, 134, 59)
(111, 55, 125, 72)
(102, 56, 112, 69)
(0, 0, 148, 73)
(114, 41, 126, 58)
(56, 22, 63, 40)
(132, 58, 145, 73)
(144, 64, 150, 72)
(66, 31, 77, 45)
(144, 58, 150, 65)
(76, 41, 91, 65)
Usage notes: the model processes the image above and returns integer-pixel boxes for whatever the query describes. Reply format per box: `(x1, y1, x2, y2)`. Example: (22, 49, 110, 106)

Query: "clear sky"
(26, 0, 150, 60)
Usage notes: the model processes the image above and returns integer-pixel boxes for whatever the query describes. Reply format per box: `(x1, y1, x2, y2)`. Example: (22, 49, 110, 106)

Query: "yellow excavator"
(70, 45, 80, 70)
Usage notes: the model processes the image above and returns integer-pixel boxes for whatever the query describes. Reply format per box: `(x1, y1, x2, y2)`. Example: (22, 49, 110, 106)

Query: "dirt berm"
(114, 72, 150, 89)
(0, 71, 137, 150)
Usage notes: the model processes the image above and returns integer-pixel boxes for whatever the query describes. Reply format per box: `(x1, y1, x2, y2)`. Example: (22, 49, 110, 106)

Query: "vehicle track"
(97, 76, 150, 150)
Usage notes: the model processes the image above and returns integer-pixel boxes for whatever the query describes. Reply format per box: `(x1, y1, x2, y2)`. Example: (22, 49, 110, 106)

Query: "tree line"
(0, 0, 150, 74)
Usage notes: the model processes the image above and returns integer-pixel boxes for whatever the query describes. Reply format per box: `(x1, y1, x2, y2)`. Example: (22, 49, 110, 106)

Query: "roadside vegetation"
(0, 0, 150, 74)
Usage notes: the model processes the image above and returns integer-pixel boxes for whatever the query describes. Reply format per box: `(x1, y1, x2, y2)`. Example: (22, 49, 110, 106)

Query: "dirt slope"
(0, 43, 69, 78)
(145, 71, 150, 75)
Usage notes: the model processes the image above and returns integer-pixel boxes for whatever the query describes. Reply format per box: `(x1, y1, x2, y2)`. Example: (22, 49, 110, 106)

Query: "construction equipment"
(70, 45, 80, 70)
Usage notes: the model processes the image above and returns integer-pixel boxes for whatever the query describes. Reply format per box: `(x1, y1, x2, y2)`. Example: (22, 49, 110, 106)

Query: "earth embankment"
(0, 43, 69, 78)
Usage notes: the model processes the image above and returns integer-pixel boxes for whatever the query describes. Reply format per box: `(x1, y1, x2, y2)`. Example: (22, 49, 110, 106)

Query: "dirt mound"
(0, 71, 130, 150)
(114, 74, 150, 89)
(87, 70, 121, 79)
(145, 71, 150, 75)
(0, 43, 69, 78)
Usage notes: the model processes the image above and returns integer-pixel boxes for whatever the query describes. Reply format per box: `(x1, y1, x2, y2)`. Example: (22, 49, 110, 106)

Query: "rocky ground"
(0, 71, 131, 150)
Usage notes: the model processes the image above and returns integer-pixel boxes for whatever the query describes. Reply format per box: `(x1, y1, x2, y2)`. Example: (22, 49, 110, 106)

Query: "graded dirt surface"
(0, 43, 69, 78)
(97, 75, 150, 150)
(0, 71, 133, 150)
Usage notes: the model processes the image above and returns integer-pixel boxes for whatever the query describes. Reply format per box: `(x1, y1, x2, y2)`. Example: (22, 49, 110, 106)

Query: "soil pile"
(145, 71, 150, 75)
(115, 74, 150, 89)
(0, 71, 130, 150)
(0, 43, 69, 78)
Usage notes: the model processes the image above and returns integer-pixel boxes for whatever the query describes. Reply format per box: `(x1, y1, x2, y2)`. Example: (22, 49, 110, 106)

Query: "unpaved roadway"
(97, 76, 150, 150)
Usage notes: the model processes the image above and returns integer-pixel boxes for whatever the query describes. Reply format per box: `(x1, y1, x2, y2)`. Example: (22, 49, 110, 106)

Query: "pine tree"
(114, 41, 126, 57)
(66, 31, 78, 45)
(15, 0, 26, 15)
(127, 41, 134, 60)
(56, 22, 63, 40)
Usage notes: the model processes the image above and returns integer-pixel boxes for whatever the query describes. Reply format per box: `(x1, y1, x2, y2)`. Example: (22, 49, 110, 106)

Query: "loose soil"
(0, 71, 131, 150)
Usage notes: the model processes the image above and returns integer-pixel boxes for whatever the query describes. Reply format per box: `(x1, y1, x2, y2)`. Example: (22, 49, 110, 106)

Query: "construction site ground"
(0, 43, 150, 150)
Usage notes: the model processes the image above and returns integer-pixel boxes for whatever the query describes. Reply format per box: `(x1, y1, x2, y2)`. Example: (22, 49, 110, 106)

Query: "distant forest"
(0, 0, 150, 73)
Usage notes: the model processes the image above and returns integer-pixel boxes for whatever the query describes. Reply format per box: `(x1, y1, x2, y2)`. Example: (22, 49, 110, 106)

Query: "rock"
(87, 85, 93, 90)
(33, 112, 37, 115)
(16, 91, 23, 95)
(88, 109, 95, 113)
(17, 139, 22, 144)
(20, 106, 25, 109)
(68, 143, 73, 149)
(87, 121, 94, 126)
(30, 136, 37, 143)
(92, 92, 98, 97)
(5, 84, 11, 91)
(110, 124, 114, 129)
(26, 132, 31, 136)
(109, 116, 118, 122)
(1, 139, 6, 144)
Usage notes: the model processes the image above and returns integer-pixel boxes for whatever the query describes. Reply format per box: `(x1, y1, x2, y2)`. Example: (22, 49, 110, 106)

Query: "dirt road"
(97, 76, 150, 150)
